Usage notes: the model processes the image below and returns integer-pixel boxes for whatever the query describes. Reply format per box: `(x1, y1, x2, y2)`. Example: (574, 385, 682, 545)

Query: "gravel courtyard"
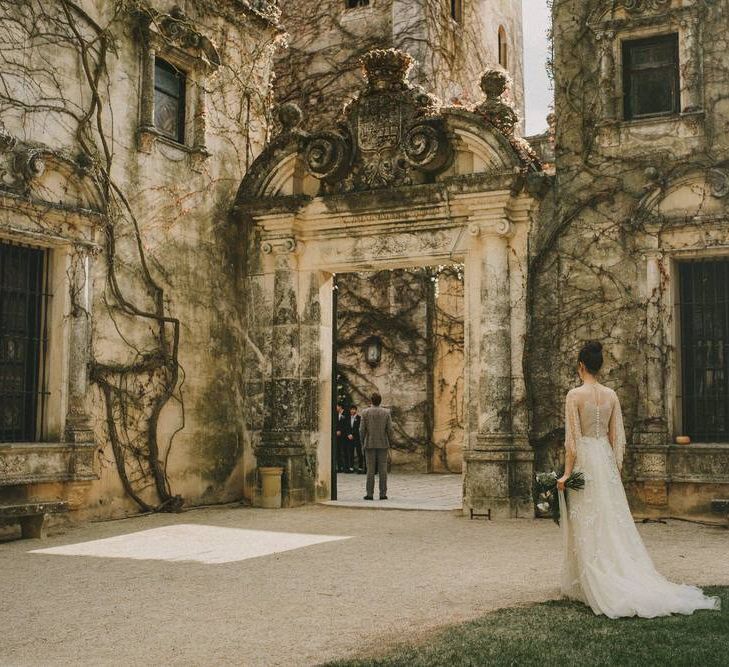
(1, 505, 727, 666)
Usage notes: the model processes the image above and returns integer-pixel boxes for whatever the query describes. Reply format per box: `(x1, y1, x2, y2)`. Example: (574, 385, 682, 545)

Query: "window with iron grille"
(679, 259, 729, 442)
(0, 241, 50, 443)
(154, 57, 186, 144)
(622, 33, 680, 120)
(451, 0, 463, 22)
(345, 0, 369, 9)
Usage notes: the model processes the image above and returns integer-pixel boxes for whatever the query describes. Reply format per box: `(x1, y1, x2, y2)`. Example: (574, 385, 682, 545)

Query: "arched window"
(451, 0, 463, 23)
(498, 26, 508, 69)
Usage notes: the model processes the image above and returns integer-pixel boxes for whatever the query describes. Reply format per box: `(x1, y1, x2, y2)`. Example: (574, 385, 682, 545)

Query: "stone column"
(680, 17, 702, 113)
(64, 249, 93, 443)
(597, 31, 616, 121)
(64, 248, 96, 480)
(255, 237, 315, 507)
(140, 43, 156, 132)
(632, 251, 669, 509)
(463, 219, 533, 518)
(193, 80, 208, 151)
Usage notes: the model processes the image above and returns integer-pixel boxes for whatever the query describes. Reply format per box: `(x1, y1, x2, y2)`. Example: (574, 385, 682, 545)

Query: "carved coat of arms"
(357, 96, 402, 153)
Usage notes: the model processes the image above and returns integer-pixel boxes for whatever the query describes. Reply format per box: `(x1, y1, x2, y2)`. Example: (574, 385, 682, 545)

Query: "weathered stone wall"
(0, 0, 279, 518)
(275, 0, 524, 131)
(530, 0, 729, 518)
(335, 267, 464, 472)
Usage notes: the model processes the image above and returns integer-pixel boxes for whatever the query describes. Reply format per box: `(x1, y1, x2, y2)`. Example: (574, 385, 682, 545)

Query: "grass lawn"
(327, 586, 728, 667)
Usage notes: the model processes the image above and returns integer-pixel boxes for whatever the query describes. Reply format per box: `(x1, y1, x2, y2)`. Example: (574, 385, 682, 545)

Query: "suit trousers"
(365, 448, 388, 497)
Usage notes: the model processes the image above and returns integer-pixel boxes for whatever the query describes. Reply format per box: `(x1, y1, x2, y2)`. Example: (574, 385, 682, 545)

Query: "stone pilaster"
(597, 31, 616, 121)
(255, 235, 316, 507)
(632, 251, 669, 507)
(680, 16, 702, 113)
(64, 249, 94, 447)
(463, 219, 533, 518)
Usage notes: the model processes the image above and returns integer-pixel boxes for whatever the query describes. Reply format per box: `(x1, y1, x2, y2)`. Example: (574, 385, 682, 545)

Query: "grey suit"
(360, 406, 394, 498)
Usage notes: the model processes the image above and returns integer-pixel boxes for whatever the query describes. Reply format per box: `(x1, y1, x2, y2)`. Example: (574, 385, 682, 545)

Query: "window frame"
(621, 32, 680, 121)
(498, 26, 508, 69)
(153, 57, 187, 145)
(344, 0, 370, 9)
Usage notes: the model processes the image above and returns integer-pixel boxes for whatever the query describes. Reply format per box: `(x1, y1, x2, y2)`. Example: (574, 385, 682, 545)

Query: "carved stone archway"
(234, 50, 546, 517)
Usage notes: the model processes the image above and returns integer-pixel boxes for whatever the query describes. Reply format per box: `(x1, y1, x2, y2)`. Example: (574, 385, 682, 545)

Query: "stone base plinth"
(254, 442, 315, 508)
(463, 436, 534, 519)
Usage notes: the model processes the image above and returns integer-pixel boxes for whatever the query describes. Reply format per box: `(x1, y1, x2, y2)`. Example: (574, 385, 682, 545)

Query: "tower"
(275, 0, 524, 131)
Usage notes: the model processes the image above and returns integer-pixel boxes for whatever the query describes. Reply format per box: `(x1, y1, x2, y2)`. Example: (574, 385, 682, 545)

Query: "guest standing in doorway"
(348, 405, 364, 474)
(335, 403, 348, 473)
(359, 393, 394, 500)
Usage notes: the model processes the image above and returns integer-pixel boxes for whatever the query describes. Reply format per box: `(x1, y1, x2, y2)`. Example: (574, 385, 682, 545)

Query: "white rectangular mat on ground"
(30, 524, 350, 564)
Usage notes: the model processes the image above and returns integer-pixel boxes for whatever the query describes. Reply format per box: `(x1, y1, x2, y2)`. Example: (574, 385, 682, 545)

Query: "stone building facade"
(531, 0, 729, 519)
(275, 0, 525, 131)
(0, 0, 281, 521)
(2, 0, 727, 527)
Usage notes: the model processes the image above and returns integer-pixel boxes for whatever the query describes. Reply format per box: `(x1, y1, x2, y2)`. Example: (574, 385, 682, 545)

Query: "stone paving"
(323, 471, 463, 511)
(1, 505, 727, 666)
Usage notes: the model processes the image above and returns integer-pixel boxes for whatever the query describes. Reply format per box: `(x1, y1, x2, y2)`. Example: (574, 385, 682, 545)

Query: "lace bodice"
(565, 382, 626, 469)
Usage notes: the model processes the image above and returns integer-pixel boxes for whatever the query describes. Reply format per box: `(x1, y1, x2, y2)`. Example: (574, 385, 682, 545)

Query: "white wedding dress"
(558, 382, 720, 618)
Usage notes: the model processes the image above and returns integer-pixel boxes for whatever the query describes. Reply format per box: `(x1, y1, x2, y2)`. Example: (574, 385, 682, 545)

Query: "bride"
(556, 341, 720, 618)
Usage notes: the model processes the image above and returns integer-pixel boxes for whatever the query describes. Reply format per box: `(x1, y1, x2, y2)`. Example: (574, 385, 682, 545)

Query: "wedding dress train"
(558, 382, 720, 619)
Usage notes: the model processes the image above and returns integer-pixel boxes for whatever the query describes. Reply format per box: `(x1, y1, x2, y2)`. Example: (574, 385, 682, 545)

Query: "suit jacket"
(348, 414, 362, 446)
(359, 406, 394, 450)
(335, 411, 348, 443)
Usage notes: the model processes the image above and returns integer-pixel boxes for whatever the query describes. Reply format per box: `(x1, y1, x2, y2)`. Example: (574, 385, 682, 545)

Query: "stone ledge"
(0, 442, 97, 487)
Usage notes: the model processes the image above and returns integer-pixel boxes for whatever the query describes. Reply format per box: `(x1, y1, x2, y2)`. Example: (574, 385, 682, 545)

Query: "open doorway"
(329, 266, 464, 510)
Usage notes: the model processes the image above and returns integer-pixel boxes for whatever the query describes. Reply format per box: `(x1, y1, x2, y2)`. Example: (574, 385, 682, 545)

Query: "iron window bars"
(679, 258, 729, 442)
(0, 240, 51, 443)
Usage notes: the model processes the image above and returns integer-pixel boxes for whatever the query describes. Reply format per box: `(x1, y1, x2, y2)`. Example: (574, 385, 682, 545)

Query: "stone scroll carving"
(304, 131, 353, 185)
(0, 125, 47, 194)
(708, 168, 729, 198)
(619, 0, 671, 12)
(303, 49, 453, 193)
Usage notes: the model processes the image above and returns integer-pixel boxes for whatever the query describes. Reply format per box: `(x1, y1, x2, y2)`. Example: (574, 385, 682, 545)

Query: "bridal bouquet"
(535, 471, 585, 525)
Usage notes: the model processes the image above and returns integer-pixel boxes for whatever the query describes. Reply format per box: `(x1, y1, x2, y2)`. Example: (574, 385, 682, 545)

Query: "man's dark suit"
(335, 410, 349, 472)
(348, 413, 363, 472)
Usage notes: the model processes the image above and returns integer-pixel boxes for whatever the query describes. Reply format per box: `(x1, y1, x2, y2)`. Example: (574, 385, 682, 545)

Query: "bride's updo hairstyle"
(578, 340, 603, 375)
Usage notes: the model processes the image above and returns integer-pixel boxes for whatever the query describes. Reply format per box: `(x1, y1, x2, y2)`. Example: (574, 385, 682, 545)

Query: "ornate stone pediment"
(0, 124, 102, 212)
(303, 50, 453, 193)
(135, 4, 220, 70)
(636, 163, 729, 223)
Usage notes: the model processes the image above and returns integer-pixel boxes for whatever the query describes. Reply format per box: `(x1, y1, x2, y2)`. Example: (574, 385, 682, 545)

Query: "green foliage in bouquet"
(535, 471, 585, 525)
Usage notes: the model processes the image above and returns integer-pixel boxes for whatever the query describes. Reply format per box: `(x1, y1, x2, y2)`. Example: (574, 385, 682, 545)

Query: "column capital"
(261, 236, 302, 256)
(467, 218, 513, 239)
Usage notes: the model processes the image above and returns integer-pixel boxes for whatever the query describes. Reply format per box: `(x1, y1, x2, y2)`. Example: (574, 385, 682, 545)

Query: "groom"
(359, 392, 394, 500)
